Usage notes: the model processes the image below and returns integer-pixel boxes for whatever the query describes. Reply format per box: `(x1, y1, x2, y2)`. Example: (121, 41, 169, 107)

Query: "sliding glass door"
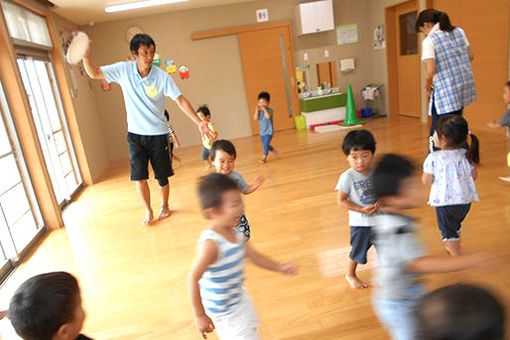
(0, 78, 44, 281)
(16, 56, 82, 206)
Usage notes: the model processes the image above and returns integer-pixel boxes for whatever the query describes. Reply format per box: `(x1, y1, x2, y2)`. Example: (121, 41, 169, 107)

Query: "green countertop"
(299, 92, 347, 113)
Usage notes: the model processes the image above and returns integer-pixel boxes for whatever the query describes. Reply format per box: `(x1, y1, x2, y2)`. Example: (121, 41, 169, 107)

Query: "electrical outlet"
(304, 53, 308, 61)
(324, 50, 330, 57)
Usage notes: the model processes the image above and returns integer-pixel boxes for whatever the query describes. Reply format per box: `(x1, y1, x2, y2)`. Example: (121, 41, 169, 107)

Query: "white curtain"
(1, 1, 52, 47)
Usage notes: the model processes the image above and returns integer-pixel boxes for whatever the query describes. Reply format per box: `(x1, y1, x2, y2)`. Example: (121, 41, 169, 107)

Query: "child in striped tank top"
(188, 173, 296, 339)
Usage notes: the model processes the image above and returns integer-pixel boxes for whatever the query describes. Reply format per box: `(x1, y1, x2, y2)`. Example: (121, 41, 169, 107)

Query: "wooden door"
(432, 0, 510, 131)
(395, 1, 421, 118)
(238, 26, 299, 135)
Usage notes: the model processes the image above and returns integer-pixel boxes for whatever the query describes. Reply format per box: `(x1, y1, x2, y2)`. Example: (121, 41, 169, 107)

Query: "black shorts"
(435, 204, 471, 241)
(127, 132, 174, 184)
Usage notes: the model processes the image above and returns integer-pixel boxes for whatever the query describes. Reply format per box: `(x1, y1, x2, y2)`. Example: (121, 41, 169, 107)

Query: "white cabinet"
(294, 0, 335, 35)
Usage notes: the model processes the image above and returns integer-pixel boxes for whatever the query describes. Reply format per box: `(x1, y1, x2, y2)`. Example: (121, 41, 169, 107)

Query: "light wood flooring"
(1, 116, 510, 339)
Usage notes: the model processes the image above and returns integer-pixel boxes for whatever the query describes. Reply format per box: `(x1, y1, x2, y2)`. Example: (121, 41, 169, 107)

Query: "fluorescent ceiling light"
(105, 0, 188, 13)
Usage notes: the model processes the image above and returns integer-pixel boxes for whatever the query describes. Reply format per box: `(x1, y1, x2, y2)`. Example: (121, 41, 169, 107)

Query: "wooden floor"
(1, 116, 510, 340)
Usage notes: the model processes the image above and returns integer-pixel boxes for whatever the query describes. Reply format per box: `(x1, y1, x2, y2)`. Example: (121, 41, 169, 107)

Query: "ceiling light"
(105, 0, 188, 13)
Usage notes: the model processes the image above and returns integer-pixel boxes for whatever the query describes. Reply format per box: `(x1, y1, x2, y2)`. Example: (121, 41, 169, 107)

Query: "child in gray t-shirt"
(372, 154, 494, 340)
(210, 139, 264, 239)
(336, 130, 379, 290)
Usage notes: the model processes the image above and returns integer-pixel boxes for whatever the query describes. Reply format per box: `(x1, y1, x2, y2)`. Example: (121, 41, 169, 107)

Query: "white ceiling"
(50, 0, 256, 26)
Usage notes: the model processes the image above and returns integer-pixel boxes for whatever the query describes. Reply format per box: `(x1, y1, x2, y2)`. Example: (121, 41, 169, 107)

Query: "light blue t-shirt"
(101, 61, 182, 135)
(258, 108, 274, 135)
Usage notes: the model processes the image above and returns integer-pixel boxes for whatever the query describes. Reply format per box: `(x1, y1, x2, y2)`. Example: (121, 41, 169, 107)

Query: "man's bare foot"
(258, 156, 267, 164)
(272, 149, 279, 158)
(158, 205, 171, 220)
(499, 176, 510, 182)
(142, 210, 154, 225)
(345, 273, 368, 289)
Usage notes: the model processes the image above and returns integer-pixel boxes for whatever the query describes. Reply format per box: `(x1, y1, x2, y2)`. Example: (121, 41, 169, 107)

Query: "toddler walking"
(253, 92, 278, 163)
(422, 115, 479, 256)
(210, 139, 265, 239)
(197, 105, 218, 169)
(335, 130, 379, 289)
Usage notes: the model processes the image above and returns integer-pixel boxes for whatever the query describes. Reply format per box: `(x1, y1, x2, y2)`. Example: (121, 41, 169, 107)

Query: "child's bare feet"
(271, 149, 279, 158)
(158, 205, 171, 220)
(258, 156, 267, 164)
(345, 273, 368, 289)
(142, 209, 154, 225)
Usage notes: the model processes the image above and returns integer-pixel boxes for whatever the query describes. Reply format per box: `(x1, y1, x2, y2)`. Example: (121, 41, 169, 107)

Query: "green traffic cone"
(339, 84, 365, 126)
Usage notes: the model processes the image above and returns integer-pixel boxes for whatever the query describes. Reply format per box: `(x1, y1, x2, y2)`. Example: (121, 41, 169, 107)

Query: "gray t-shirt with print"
(373, 213, 424, 300)
(335, 168, 376, 226)
(227, 170, 249, 193)
(499, 109, 510, 128)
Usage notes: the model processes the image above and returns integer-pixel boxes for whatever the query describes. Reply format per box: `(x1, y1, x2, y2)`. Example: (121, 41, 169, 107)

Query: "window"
(0, 78, 44, 282)
(399, 11, 418, 55)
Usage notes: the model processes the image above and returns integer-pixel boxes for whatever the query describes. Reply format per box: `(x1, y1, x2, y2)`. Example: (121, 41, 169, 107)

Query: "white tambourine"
(65, 32, 90, 65)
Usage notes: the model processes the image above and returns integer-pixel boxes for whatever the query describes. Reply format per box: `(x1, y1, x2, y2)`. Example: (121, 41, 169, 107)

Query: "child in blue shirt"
(253, 91, 279, 164)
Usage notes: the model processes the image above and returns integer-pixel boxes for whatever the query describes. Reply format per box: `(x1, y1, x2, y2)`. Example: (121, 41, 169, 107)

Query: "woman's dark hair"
(415, 9, 455, 33)
(373, 154, 414, 198)
(129, 33, 156, 55)
(342, 129, 376, 155)
(8, 272, 81, 340)
(197, 105, 211, 117)
(210, 139, 236, 161)
(198, 173, 238, 210)
(415, 283, 505, 340)
(434, 115, 479, 164)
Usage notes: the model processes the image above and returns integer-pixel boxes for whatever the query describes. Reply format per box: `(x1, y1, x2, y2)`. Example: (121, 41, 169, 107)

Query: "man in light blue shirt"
(83, 34, 212, 225)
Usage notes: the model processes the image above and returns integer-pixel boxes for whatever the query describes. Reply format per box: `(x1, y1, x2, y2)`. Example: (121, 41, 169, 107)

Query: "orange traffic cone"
(339, 84, 365, 126)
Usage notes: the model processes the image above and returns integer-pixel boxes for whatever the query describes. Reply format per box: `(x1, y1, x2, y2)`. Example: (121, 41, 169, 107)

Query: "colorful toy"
(179, 65, 189, 79)
(339, 84, 365, 126)
(152, 53, 161, 66)
(165, 60, 177, 74)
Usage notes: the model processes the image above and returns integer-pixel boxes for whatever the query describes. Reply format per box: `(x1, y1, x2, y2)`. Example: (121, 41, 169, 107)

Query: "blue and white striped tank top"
(199, 229, 245, 316)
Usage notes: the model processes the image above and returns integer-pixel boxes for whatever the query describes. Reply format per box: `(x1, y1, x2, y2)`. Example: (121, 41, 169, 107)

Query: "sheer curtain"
(1, 1, 52, 47)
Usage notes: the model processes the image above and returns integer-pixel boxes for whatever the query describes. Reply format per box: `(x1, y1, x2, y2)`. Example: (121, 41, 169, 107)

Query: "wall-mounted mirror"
(316, 61, 337, 88)
(296, 61, 338, 94)
(295, 65, 310, 93)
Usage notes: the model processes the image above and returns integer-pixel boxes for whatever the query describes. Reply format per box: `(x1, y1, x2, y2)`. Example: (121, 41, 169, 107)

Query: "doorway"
(191, 22, 299, 136)
(238, 25, 299, 134)
(386, 0, 421, 118)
